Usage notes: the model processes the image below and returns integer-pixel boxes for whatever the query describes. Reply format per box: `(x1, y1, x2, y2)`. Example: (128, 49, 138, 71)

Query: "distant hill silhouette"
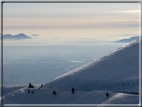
(31, 34, 38, 36)
(116, 36, 140, 43)
(3, 33, 31, 40)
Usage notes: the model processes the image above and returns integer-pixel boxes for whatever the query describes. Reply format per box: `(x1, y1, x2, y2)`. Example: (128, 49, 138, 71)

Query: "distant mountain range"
(116, 36, 140, 43)
(2, 33, 31, 40)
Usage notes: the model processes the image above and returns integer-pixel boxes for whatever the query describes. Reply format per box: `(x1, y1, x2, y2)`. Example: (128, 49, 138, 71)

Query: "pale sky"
(3, 2, 140, 40)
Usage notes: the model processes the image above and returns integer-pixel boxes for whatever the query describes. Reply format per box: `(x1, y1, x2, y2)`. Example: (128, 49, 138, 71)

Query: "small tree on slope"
(28, 83, 34, 88)
(53, 90, 57, 95)
(106, 92, 109, 97)
(72, 87, 75, 94)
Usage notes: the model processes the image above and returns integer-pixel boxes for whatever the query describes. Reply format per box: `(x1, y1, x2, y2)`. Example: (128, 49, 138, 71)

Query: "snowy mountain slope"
(2, 39, 140, 104)
(3, 88, 115, 104)
(3, 87, 139, 104)
(43, 39, 139, 93)
(3, 84, 27, 96)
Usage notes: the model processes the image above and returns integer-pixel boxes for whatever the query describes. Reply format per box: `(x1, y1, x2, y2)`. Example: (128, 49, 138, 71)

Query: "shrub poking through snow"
(41, 84, 43, 87)
(72, 87, 75, 94)
(53, 90, 57, 95)
(28, 83, 34, 88)
(106, 92, 109, 97)
(28, 90, 30, 93)
(39, 84, 43, 89)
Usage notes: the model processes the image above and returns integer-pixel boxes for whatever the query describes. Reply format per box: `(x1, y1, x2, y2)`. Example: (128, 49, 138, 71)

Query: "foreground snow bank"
(102, 93, 139, 104)
(2, 84, 40, 96)
(3, 87, 139, 104)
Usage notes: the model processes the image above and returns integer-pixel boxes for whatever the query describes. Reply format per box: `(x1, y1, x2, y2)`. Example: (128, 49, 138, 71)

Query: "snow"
(3, 84, 27, 96)
(102, 93, 139, 104)
(1, 39, 140, 105)
(3, 88, 139, 104)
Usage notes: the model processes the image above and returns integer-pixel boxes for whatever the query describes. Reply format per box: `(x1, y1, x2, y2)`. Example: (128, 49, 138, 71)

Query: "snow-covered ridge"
(43, 39, 139, 93)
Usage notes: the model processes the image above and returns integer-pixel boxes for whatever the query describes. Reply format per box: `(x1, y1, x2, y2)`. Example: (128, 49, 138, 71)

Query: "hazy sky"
(3, 2, 140, 40)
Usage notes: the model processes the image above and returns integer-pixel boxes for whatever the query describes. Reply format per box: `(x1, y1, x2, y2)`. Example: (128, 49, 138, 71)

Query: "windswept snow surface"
(3, 39, 140, 104)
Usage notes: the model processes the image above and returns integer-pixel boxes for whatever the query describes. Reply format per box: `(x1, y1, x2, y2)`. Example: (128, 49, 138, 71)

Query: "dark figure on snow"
(41, 84, 43, 87)
(28, 83, 34, 88)
(72, 87, 75, 94)
(106, 92, 109, 97)
(53, 90, 57, 95)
